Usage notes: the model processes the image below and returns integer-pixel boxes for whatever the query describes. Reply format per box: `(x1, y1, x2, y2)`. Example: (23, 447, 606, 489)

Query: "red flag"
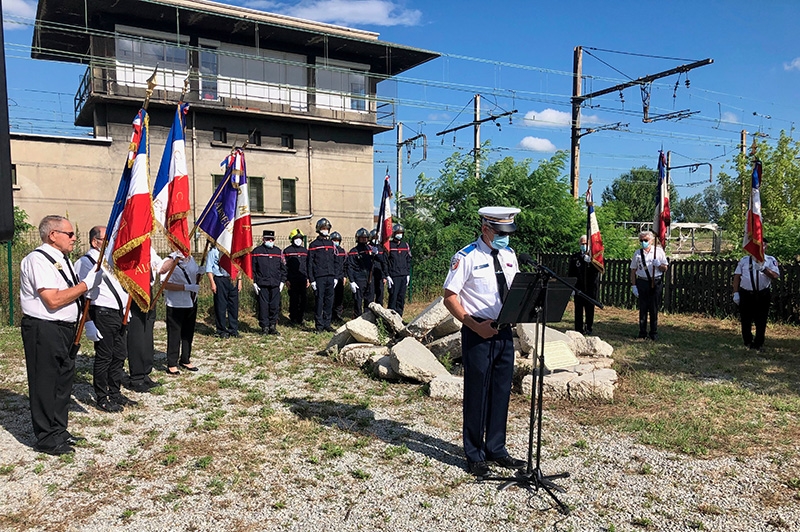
(653, 151, 671, 247)
(376, 171, 393, 251)
(743, 160, 764, 262)
(153, 103, 191, 256)
(586, 182, 605, 273)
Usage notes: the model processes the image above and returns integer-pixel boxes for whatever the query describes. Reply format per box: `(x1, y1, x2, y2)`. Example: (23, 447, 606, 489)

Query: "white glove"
(407, 275, 410, 284)
(333, 279, 339, 288)
(311, 281, 317, 291)
(733, 292, 740, 305)
(279, 283, 284, 293)
(583, 254, 591, 263)
(82, 269, 103, 291)
(631, 286, 639, 298)
(253, 283, 261, 295)
(350, 282, 358, 294)
(85, 321, 103, 342)
(185, 283, 199, 294)
(150, 246, 165, 272)
(571, 290, 575, 297)
(387, 277, 394, 289)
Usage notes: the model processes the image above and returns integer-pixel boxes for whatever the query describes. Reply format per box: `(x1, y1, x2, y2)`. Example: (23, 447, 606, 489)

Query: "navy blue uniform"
(332, 242, 347, 320)
(252, 244, 287, 331)
(371, 245, 386, 305)
(347, 243, 376, 316)
(567, 251, 600, 334)
(283, 244, 308, 325)
(386, 240, 412, 316)
(307, 236, 337, 331)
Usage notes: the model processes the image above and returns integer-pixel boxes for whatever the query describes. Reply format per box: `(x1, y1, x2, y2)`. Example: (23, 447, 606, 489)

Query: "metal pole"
(474, 94, 480, 180)
(396, 122, 402, 218)
(6, 240, 12, 326)
(570, 46, 582, 199)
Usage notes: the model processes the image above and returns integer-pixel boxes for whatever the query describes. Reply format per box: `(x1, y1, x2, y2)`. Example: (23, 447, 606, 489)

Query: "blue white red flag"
(153, 103, 191, 257)
(743, 160, 765, 262)
(653, 151, 671, 247)
(105, 108, 154, 311)
(586, 182, 605, 273)
(197, 148, 253, 279)
(376, 171, 393, 251)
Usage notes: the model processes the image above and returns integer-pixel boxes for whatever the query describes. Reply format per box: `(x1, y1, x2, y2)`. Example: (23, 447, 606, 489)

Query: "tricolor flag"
(197, 148, 253, 279)
(153, 103, 191, 257)
(653, 150, 671, 247)
(376, 171, 393, 251)
(586, 181, 605, 274)
(105, 108, 154, 311)
(743, 160, 765, 262)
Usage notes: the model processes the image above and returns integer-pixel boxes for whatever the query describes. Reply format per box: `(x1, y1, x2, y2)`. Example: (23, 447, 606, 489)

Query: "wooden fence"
(537, 253, 800, 324)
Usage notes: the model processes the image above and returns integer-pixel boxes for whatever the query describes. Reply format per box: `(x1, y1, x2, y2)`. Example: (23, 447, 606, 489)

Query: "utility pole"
(436, 94, 517, 180)
(396, 122, 402, 218)
(570, 49, 713, 198)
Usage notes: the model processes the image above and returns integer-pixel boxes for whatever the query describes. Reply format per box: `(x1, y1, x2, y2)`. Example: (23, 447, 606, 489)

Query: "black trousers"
(166, 304, 198, 367)
(21, 316, 76, 450)
(387, 275, 409, 317)
(89, 305, 127, 401)
(461, 323, 514, 463)
(372, 271, 384, 306)
(313, 275, 335, 330)
(287, 278, 307, 324)
(739, 288, 771, 348)
(213, 276, 239, 335)
(352, 276, 374, 317)
(333, 277, 345, 320)
(126, 304, 155, 384)
(636, 277, 663, 339)
(257, 285, 281, 329)
(574, 285, 598, 333)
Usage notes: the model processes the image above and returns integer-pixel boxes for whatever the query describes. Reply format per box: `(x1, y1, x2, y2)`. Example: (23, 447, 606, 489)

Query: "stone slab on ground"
(390, 337, 450, 383)
(428, 374, 464, 400)
(568, 368, 618, 401)
(427, 332, 461, 360)
(430, 315, 461, 339)
(339, 344, 389, 367)
(370, 354, 400, 381)
(368, 303, 405, 334)
(517, 324, 575, 355)
(401, 296, 451, 339)
(346, 316, 381, 345)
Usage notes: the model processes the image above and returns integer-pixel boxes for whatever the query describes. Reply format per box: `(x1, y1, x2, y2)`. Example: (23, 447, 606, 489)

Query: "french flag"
(153, 103, 191, 257)
(105, 108, 154, 311)
(653, 151, 671, 247)
(743, 160, 765, 262)
(376, 171, 393, 251)
(586, 181, 605, 273)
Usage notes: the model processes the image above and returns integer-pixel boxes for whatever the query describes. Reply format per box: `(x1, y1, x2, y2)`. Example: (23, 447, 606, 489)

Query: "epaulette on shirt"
(450, 243, 477, 271)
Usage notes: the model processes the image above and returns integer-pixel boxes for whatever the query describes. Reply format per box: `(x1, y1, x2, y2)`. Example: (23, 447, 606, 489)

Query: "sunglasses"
(53, 230, 76, 238)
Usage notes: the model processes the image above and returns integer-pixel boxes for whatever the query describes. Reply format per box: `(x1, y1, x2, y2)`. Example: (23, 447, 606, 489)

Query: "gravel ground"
(0, 323, 798, 532)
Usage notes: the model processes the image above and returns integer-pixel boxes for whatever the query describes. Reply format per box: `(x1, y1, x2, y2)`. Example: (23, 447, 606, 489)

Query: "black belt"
(472, 315, 510, 330)
(22, 315, 77, 328)
(740, 287, 770, 294)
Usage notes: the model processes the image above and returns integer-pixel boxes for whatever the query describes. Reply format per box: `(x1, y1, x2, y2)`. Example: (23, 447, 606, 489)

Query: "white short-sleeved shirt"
(162, 257, 200, 308)
(443, 237, 519, 321)
(74, 248, 129, 310)
(734, 255, 779, 291)
(630, 246, 668, 280)
(20, 243, 81, 322)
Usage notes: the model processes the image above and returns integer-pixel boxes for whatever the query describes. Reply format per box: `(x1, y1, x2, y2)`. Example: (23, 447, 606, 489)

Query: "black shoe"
(467, 460, 491, 478)
(215, 332, 230, 339)
(110, 394, 138, 406)
(128, 381, 153, 394)
(315, 327, 325, 333)
(649, 333, 658, 342)
(269, 326, 280, 336)
(179, 363, 199, 372)
(64, 434, 86, 445)
(492, 455, 527, 469)
(97, 398, 123, 413)
(585, 328, 593, 335)
(35, 442, 75, 456)
(229, 332, 240, 338)
(261, 327, 269, 335)
(324, 326, 334, 332)
(166, 368, 181, 376)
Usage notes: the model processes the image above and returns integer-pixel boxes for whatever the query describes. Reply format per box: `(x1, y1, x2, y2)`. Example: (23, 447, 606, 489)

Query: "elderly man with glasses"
(629, 230, 669, 341)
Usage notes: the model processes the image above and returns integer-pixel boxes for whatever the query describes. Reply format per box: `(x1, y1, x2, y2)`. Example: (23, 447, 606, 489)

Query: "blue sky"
(3, 0, 800, 207)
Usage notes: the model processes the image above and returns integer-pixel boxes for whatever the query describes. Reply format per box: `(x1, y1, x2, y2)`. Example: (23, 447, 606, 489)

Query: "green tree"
(601, 166, 679, 223)
(13, 206, 33, 245)
(672, 184, 723, 223)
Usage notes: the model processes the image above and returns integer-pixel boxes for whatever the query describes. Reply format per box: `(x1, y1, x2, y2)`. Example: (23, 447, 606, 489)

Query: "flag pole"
(585, 176, 592, 292)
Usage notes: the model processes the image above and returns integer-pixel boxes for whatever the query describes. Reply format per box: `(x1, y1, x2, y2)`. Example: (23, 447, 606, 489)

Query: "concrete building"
(12, 0, 438, 246)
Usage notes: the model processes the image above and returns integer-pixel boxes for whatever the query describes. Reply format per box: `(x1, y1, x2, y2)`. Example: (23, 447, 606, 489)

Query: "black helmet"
(369, 229, 378, 240)
(355, 228, 369, 240)
(330, 231, 342, 242)
(392, 223, 404, 235)
(315, 218, 331, 233)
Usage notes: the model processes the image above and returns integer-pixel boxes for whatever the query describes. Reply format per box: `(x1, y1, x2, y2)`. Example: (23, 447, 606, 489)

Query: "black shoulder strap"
(84, 254, 124, 310)
(748, 257, 759, 291)
(639, 249, 652, 282)
(34, 249, 83, 313)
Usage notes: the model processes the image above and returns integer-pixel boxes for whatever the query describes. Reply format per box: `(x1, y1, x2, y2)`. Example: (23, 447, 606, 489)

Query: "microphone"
(519, 253, 537, 267)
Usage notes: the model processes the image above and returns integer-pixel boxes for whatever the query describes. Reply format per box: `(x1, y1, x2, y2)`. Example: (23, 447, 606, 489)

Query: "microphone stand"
(483, 258, 602, 514)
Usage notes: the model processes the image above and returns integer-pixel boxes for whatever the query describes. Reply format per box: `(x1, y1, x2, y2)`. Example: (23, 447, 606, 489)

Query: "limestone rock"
(426, 332, 461, 360)
(401, 296, 451, 339)
(430, 314, 461, 339)
(346, 316, 381, 345)
(390, 337, 450, 383)
(368, 303, 405, 334)
(339, 344, 389, 367)
(586, 337, 614, 358)
(428, 374, 464, 400)
(517, 325, 574, 355)
(568, 368, 618, 401)
(326, 323, 354, 351)
(564, 330, 590, 356)
(371, 354, 400, 381)
(577, 355, 614, 370)
(543, 371, 576, 400)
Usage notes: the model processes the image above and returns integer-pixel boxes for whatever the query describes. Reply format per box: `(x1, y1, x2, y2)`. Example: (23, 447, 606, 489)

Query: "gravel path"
(0, 324, 797, 532)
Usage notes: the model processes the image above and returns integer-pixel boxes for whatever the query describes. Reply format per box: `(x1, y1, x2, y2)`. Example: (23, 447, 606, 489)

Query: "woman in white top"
(160, 252, 200, 375)
(629, 231, 669, 340)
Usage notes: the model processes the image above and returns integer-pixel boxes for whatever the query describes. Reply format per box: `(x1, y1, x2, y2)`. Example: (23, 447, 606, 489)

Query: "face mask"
(641, 240, 650, 249)
(265, 241, 274, 249)
(492, 235, 509, 249)
(333, 241, 341, 247)
(395, 234, 404, 241)
(293, 238, 303, 247)
(580, 244, 587, 253)
(320, 230, 329, 237)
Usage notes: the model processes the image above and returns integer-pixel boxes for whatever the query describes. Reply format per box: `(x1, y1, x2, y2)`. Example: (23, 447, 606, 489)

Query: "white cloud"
(522, 108, 600, 128)
(244, 0, 422, 27)
(783, 57, 800, 71)
(518, 136, 557, 152)
(721, 111, 738, 124)
(3, 0, 36, 30)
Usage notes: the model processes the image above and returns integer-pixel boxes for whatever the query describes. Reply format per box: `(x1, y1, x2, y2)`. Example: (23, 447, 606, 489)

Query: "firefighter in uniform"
(330, 231, 347, 321)
(347, 228, 376, 317)
(369, 229, 386, 305)
(386, 223, 412, 316)
(567, 234, 600, 335)
(284, 228, 309, 326)
(20, 215, 104, 455)
(252, 230, 287, 335)
(443, 206, 526, 478)
(307, 218, 337, 332)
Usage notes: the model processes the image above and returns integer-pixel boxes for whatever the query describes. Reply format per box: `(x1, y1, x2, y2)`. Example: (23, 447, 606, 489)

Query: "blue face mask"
(395, 234, 404, 241)
(580, 244, 587, 253)
(641, 240, 650, 249)
(265, 241, 274, 249)
(492, 235, 509, 249)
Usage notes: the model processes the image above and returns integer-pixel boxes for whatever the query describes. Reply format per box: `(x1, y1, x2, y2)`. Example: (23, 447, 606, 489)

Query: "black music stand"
(483, 266, 598, 515)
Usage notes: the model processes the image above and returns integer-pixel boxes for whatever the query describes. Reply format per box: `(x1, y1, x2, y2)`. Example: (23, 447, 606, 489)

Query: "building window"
(11, 164, 16, 186)
(281, 134, 294, 149)
(212, 174, 264, 213)
(213, 127, 227, 144)
(200, 47, 218, 100)
(248, 129, 262, 146)
(350, 78, 366, 111)
(280, 177, 296, 213)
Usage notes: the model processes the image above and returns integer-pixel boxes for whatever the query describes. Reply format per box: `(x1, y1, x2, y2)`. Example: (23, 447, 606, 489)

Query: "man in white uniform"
(732, 240, 780, 351)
